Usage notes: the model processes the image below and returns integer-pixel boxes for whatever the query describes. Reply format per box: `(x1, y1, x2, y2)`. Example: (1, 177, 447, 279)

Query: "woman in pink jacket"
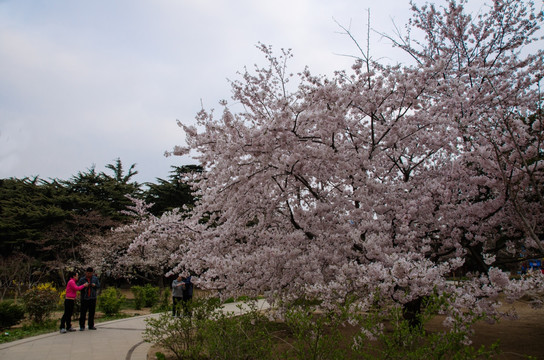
(60, 271, 88, 333)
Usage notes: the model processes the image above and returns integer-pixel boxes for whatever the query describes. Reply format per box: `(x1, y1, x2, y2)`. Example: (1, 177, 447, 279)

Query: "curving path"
(0, 314, 160, 360)
(0, 299, 269, 360)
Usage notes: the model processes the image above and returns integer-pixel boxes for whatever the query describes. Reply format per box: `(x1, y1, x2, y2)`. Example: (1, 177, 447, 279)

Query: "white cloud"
(0, 0, 417, 183)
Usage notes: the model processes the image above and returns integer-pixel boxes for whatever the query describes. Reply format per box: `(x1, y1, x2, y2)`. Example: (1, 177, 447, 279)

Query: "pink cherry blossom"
(77, 1, 543, 331)
(166, 1, 544, 324)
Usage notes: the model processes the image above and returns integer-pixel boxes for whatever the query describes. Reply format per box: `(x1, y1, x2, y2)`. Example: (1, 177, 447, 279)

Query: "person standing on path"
(172, 274, 184, 316)
(181, 275, 193, 317)
(78, 267, 100, 330)
(60, 272, 88, 333)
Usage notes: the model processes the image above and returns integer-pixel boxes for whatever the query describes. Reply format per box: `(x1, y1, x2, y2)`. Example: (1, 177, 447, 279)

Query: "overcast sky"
(0, 0, 430, 184)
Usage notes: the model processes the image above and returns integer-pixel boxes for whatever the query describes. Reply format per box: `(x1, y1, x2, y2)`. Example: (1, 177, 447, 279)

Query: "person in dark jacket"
(77, 267, 100, 330)
(181, 275, 193, 317)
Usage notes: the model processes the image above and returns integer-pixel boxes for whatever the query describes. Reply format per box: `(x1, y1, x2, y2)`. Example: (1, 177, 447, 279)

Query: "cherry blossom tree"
(79, 196, 153, 281)
(122, 208, 193, 286)
(82, 195, 194, 286)
(167, 0, 543, 323)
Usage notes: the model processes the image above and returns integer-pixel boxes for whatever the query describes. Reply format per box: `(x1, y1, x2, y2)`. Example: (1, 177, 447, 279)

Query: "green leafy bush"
(131, 284, 160, 309)
(131, 286, 144, 310)
(203, 301, 274, 360)
(0, 301, 25, 330)
(350, 293, 500, 360)
(98, 287, 125, 316)
(144, 297, 219, 360)
(145, 298, 275, 360)
(22, 283, 59, 323)
(152, 287, 171, 313)
(283, 303, 347, 360)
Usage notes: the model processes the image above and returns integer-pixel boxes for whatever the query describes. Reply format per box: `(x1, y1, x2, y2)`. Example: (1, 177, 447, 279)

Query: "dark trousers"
(60, 299, 75, 330)
(182, 294, 192, 317)
(79, 298, 97, 329)
(173, 296, 182, 316)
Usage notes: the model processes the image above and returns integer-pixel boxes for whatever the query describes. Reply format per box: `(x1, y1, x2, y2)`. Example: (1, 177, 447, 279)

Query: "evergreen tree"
(0, 159, 142, 279)
(0, 177, 67, 256)
(62, 159, 141, 220)
(144, 165, 202, 216)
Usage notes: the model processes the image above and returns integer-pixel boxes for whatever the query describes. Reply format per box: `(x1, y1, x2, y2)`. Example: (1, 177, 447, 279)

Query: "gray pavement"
(0, 314, 160, 360)
(0, 299, 269, 360)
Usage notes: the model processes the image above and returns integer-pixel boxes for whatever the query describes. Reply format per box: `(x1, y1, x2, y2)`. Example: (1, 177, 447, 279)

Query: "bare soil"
(466, 299, 544, 359)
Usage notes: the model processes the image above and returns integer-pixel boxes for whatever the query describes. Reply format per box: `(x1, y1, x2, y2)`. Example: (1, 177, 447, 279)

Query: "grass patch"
(0, 312, 142, 344)
(0, 319, 57, 344)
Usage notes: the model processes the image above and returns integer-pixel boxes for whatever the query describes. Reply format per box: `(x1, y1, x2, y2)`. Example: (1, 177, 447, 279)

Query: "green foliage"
(22, 283, 58, 323)
(155, 352, 167, 360)
(0, 159, 140, 268)
(131, 284, 160, 310)
(131, 286, 144, 310)
(203, 301, 274, 360)
(0, 178, 71, 256)
(152, 287, 171, 313)
(99, 313, 131, 321)
(63, 160, 140, 220)
(350, 293, 500, 360)
(0, 301, 25, 330)
(145, 298, 275, 360)
(0, 162, 199, 288)
(144, 297, 219, 360)
(0, 318, 57, 344)
(283, 303, 347, 360)
(98, 287, 126, 316)
(145, 165, 202, 216)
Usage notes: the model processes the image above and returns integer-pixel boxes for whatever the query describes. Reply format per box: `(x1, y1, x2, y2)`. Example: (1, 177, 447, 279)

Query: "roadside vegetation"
(0, 286, 165, 344)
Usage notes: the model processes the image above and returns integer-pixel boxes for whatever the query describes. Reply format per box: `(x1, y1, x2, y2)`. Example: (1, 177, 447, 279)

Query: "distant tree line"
(0, 158, 201, 297)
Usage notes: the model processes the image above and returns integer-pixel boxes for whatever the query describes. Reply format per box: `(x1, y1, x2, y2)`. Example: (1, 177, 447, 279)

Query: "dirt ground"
(466, 299, 544, 359)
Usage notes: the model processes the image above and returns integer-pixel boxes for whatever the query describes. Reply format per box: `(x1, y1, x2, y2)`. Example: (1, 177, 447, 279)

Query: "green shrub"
(144, 297, 219, 360)
(283, 303, 347, 360)
(152, 287, 171, 313)
(145, 298, 273, 360)
(350, 293, 500, 360)
(203, 301, 274, 360)
(145, 313, 204, 360)
(0, 301, 25, 330)
(22, 283, 59, 323)
(98, 287, 125, 316)
(132, 284, 160, 309)
(131, 286, 144, 310)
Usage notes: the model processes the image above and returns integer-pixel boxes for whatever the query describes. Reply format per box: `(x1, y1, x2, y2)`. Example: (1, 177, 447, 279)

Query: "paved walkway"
(0, 299, 269, 360)
(0, 314, 158, 360)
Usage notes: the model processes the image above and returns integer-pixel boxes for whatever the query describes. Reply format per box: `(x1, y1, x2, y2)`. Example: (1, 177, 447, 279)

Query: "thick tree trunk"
(402, 296, 424, 328)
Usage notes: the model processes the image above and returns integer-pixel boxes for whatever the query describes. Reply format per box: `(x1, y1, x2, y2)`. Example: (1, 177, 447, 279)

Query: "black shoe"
(68, 328, 77, 332)
(79, 327, 85, 331)
(89, 327, 97, 330)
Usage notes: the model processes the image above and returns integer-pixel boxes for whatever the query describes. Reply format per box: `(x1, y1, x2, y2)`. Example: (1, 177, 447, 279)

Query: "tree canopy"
(0, 159, 198, 291)
(165, 0, 543, 322)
